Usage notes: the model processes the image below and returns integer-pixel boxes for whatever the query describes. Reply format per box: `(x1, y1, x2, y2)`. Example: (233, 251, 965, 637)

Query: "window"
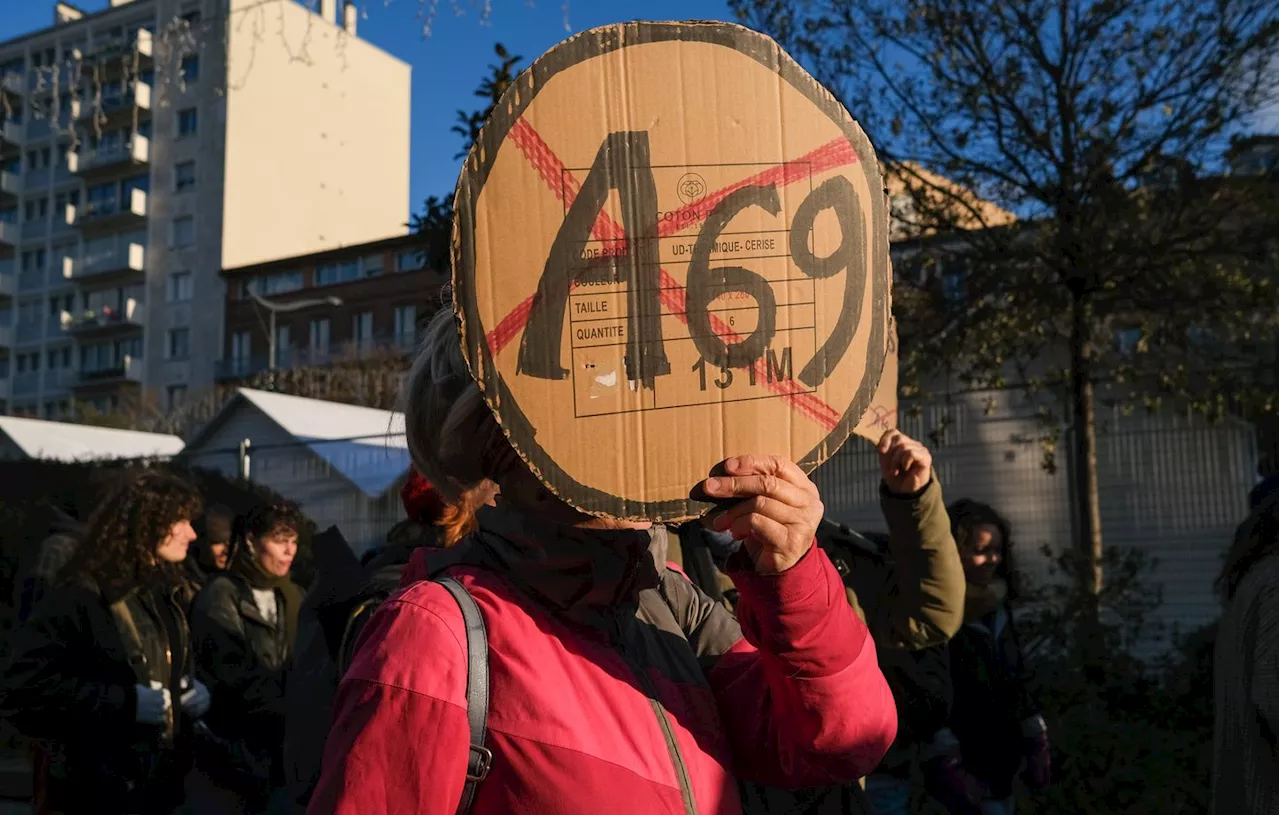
(180, 54, 199, 82)
(174, 160, 195, 192)
(167, 271, 193, 302)
(1115, 327, 1143, 357)
(87, 181, 117, 217)
(167, 327, 190, 359)
(275, 324, 291, 355)
(172, 216, 194, 247)
(309, 318, 330, 352)
(247, 271, 302, 296)
(352, 312, 373, 342)
(315, 259, 360, 287)
(54, 189, 80, 211)
(397, 249, 424, 272)
(177, 107, 198, 137)
(167, 384, 187, 409)
(26, 148, 51, 170)
(231, 331, 251, 361)
(394, 305, 417, 341)
(21, 249, 46, 271)
(24, 197, 48, 221)
(47, 346, 70, 368)
(182, 9, 202, 24)
(362, 254, 385, 276)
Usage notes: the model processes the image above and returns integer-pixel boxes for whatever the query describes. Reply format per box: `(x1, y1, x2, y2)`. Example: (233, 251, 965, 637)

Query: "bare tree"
(733, 0, 1278, 613)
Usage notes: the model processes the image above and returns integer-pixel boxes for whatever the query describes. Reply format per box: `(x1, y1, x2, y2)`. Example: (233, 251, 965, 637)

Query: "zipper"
(611, 612, 699, 815)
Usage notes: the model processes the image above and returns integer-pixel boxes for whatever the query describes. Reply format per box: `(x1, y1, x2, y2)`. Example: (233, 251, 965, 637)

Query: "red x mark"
(480, 119, 861, 432)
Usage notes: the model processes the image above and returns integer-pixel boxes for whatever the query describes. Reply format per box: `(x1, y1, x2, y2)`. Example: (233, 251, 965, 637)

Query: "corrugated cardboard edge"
(450, 20, 891, 521)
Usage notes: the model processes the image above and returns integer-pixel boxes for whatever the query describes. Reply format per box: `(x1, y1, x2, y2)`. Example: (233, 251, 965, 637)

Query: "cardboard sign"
(853, 317, 899, 442)
(453, 21, 892, 520)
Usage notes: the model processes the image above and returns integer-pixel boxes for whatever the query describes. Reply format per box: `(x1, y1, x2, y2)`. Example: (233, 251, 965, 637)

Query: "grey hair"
(402, 308, 513, 503)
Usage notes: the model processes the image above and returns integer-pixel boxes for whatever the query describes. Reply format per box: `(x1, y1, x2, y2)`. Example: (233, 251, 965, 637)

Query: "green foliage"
(1012, 546, 1215, 813)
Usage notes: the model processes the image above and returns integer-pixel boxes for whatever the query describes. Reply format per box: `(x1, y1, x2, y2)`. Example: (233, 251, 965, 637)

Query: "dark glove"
(1022, 715, 1051, 790)
(922, 753, 986, 815)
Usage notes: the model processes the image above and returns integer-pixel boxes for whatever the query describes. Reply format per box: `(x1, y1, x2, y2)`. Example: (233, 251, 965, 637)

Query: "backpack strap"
(432, 575, 492, 815)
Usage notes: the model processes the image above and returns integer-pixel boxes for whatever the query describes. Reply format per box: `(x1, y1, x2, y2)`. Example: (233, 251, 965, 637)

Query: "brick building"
(217, 234, 447, 382)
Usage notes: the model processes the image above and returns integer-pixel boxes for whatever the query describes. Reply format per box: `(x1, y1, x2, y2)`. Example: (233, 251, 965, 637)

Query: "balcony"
(75, 354, 144, 387)
(79, 82, 152, 127)
(13, 371, 39, 397)
(51, 203, 77, 237)
(77, 188, 148, 231)
(84, 30, 154, 73)
(0, 170, 18, 202)
(0, 120, 19, 148)
(68, 135, 149, 176)
(71, 241, 145, 281)
(43, 366, 79, 392)
(16, 321, 43, 344)
(64, 298, 146, 336)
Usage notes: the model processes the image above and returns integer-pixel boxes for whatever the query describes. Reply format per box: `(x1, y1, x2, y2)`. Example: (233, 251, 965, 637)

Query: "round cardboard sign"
(453, 21, 890, 520)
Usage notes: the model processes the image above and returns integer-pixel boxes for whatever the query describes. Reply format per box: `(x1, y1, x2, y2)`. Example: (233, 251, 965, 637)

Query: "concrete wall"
(220, 0, 411, 271)
(146, 0, 232, 400)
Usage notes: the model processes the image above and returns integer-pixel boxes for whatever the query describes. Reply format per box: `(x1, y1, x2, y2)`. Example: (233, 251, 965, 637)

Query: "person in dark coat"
(182, 504, 235, 607)
(281, 471, 451, 813)
(188, 501, 306, 814)
(1211, 487, 1277, 815)
(18, 506, 86, 624)
(930, 499, 1050, 815)
(0, 471, 212, 815)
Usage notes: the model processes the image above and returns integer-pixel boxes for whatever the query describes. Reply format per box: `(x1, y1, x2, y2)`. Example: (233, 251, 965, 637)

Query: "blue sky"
(1, 0, 737, 217)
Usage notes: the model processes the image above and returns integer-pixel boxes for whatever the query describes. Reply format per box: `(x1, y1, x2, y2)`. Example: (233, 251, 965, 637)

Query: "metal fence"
(811, 388, 1258, 656)
(182, 433, 410, 559)
(177, 386, 1257, 654)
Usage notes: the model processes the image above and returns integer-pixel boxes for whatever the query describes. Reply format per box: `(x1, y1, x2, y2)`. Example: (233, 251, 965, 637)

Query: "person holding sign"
(309, 308, 898, 815)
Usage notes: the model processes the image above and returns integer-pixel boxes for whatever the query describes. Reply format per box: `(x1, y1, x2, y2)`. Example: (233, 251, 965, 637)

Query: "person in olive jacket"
(673, 428, 966, 815)
(0, 471, 212, 815)
(188, 501, 306, 813)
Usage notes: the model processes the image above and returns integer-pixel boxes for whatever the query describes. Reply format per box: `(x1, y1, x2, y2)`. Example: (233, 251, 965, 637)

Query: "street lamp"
(250, 292, 343, 372)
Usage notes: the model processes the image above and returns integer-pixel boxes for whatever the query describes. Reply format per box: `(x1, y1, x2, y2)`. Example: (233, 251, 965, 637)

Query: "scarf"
(964, 577, 1008, 623)
(231, 545, 303, 649)
(424, 505, 666, 630)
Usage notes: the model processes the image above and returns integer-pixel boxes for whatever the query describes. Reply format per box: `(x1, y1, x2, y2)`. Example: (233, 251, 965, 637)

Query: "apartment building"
(218, 233, 446, 381)
(0, 0, 411, 418)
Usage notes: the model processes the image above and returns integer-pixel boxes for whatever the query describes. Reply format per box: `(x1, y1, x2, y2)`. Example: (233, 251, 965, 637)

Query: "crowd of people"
(0, 308, 1274, 815)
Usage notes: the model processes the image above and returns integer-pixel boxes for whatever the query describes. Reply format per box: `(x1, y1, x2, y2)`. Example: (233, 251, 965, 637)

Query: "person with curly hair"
(923, 499, 1049, 815)
(0, 470, 212, 815)
(1211, 486, 1277, 815)
(189, 501, 306, 814)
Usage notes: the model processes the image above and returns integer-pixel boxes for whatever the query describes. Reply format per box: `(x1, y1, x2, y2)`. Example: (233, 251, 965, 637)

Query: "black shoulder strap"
(432, 575, 492, 815)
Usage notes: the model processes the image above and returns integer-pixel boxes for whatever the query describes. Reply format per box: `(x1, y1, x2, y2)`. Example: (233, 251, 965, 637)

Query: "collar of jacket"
(424, 506, 670, 629)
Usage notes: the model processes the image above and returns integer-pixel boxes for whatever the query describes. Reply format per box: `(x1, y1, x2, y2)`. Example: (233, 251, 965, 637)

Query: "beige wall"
(220, 0, 410, 269)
